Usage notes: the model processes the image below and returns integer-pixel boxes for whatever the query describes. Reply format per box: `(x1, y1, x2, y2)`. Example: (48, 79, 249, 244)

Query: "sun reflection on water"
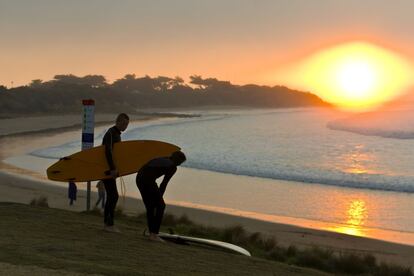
(327, 199, 368, 237)
(339, 144, 380, 175)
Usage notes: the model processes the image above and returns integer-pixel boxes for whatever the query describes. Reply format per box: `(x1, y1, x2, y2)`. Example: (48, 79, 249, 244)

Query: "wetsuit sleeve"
(159, 166, 177, 197)
(102, 131, 116, 170)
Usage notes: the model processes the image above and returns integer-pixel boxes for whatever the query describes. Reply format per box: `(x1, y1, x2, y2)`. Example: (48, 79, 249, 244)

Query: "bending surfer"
(102, 113, 129, 233)
(136, 151, 186, 241)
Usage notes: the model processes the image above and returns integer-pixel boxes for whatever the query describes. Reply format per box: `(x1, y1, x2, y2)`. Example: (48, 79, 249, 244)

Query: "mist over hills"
(0, 74, 329, 116)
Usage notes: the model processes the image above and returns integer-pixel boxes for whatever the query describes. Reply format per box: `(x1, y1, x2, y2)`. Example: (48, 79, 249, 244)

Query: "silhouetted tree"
(153, 76, 174, 92)
(81, 75, 108, 88)
(29, 79, 43, 88)
(112, 74, 157, 93)
(189, 75, 234, 91)
(189, 75, 206, 89)
(172, 76, 184, 86)
(0, 73, 330, 116)
(52, 74, 107, 87)
(112, 74, 135, 90)
(53, 74, 80, 84)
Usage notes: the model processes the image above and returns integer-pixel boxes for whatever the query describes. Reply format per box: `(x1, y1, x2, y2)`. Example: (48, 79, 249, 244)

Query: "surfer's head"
(170, 151, 186, 166)
(116, 113, 129, 131)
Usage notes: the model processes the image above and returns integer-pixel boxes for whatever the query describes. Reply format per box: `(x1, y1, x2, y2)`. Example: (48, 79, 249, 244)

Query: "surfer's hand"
(110, 169, 118, 178)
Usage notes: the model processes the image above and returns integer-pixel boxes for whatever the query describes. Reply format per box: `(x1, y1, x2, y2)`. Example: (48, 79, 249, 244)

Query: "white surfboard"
(158, 232, 251, 257)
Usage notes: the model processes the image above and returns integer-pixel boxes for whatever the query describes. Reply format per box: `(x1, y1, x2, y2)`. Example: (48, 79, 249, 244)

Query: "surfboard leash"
(119, 176, 126, 206)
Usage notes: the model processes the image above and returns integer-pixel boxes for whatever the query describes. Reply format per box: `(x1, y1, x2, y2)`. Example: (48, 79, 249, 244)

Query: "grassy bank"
(159, 214, 413, 276)
(0, 202, 325, 276)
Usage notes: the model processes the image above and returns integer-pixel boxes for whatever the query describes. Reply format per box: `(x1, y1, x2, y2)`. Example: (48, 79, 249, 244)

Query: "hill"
(0, 74, 330, 116)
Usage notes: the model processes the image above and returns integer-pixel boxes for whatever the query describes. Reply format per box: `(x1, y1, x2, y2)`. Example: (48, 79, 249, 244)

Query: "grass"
(0, 202, 326, 276)
(29, 195, 49, 207)
(3, 199, 413, 275)
(158, 213, 413, 276)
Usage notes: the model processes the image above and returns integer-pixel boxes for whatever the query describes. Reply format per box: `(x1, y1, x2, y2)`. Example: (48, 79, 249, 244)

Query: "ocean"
(32, 108, 414, 193)
(8, 108, 414, 244)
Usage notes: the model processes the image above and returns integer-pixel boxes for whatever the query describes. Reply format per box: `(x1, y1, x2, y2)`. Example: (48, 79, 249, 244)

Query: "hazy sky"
(1, 0, 414, 87)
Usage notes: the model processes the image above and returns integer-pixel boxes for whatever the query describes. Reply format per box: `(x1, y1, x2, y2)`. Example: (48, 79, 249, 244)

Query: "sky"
(1, 0, 414, 91)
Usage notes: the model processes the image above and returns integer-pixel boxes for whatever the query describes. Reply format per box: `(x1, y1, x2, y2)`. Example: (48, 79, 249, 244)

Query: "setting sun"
(336, 60, 377, 99)
(273, 42, 414, 111)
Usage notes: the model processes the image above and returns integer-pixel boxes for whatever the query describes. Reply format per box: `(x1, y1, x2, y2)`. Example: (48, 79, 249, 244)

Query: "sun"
(336, 60, 377, 99)
(272, 42, 414, 111)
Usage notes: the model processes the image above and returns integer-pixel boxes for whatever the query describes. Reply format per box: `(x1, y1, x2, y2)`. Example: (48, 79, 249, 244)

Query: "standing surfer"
(102, 113, 129, 233)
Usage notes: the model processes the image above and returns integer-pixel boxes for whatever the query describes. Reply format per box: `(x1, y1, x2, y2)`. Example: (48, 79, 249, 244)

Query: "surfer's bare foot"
(104, 225, 121, 233)
(149, 233, 165, 242)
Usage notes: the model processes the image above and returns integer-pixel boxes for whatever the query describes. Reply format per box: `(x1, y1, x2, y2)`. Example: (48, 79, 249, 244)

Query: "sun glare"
(336, 60, 377, 98)
(274, 42, 414, 111)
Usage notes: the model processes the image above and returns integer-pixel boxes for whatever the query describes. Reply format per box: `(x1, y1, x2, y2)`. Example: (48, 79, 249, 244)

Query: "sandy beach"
(1, 114, 414, 268)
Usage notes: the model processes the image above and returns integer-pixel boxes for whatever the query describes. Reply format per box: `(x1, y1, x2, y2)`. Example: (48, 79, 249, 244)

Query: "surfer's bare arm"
(159, 167, 177, 196)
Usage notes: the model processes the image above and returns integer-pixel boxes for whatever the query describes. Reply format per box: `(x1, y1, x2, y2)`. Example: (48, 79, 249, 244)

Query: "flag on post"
(82, 99, 95, 150)
(82, 99, 95, 211)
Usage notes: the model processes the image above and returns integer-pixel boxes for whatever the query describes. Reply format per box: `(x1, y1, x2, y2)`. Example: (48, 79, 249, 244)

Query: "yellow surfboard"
(46, 140, 181, 182)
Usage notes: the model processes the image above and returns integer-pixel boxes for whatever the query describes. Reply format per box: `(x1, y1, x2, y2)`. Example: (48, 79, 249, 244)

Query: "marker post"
(82, 99, 95, 211)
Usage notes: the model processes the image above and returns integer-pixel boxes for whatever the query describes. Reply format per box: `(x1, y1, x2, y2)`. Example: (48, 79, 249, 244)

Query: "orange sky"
(1, 0, 414, 102)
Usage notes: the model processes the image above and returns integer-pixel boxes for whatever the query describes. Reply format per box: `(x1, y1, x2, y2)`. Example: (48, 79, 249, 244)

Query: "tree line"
(0, 74, 330, 115)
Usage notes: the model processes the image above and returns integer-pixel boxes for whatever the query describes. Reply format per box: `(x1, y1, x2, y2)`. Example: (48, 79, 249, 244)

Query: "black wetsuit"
(136, 157, 177, 234)
(102, 126, 121, 226)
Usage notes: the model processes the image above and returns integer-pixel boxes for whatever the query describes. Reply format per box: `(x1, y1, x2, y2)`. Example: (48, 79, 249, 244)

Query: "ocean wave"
(184, 161, 414, 193)
(327, 121, 414, 139)
(29, 115, 225, 159)
(30, 110, 414, 194)
(327, 110, 414, 139)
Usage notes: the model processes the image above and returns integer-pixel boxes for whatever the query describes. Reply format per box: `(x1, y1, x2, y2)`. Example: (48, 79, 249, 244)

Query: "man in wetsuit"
(136, 151, 186, 241)
(102, 113, 129, 233)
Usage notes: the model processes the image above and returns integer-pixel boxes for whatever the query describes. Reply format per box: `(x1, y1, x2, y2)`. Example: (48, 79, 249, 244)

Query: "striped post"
(82, 99, 95, 211)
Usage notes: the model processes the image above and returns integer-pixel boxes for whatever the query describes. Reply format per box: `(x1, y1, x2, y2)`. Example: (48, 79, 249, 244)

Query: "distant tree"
(112, 74, 157, 93)
(169, 76, 192, 93)
(53, 74, 80, 84)
(0, 85, 7, 92)
(112, 74, 136, 90)
(29, 79, 43, 88)
(189, 75, 205, 89)
(153, 76, 173, 92)
(153, 76, 189, 92)
(81, 75, 107, 88)
(52, 74, 107, 87)
(123, 74, 136, 81)
(173, 76, 184, 85)
(189, 75, 234, 91)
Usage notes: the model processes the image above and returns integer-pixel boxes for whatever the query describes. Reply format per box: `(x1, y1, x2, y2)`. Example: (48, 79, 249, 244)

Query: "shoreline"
(1, 113, 414, 267)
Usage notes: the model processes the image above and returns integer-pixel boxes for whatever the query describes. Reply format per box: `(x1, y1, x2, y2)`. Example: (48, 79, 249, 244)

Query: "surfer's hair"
(171, 151, 186, 165)
(116, 113, 129, 122)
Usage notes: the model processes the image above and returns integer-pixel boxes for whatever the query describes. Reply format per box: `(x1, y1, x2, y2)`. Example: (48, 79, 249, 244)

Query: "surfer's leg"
(143, 186, 165, 234)
(137, 180, 160, 234)
(103, 178, 118, 226)
(153, 197, 165, 234)
(95, 196, 101, 207)
(101, 192, 106, 209)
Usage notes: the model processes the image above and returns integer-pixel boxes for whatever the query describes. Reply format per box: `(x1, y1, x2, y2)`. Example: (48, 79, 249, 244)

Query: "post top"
(82, 99, 95, 106)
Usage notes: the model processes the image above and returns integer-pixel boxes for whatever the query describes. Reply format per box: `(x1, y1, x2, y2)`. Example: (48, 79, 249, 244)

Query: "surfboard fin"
(59, 157, 71, 161)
